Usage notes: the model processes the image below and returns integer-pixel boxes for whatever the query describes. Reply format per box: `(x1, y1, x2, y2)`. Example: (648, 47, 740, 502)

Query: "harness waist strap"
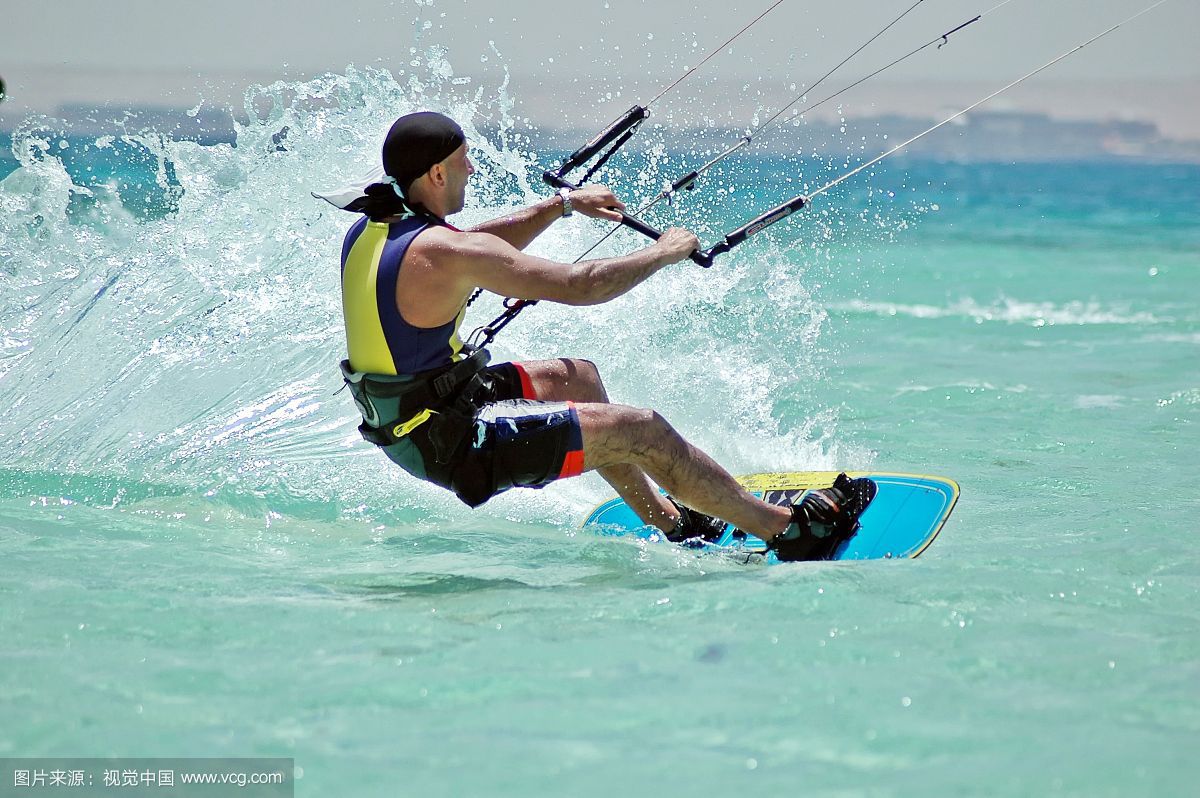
(340, 347, 491, 446)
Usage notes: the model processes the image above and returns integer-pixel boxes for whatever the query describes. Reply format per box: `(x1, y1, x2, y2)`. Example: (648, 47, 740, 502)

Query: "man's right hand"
(654, 227, 701, 265)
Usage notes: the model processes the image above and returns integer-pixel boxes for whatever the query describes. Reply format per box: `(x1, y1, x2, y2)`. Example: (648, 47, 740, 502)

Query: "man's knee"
(579, 402, 660, 435)
(610, 404, 670, 441)
(577, 402, 671, 470)
(566, 357, 599, 381)
(563, 358, 607, 401)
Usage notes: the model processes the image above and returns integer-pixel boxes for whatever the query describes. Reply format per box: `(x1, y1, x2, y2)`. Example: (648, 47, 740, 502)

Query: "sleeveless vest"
(340, 214, 467, 375)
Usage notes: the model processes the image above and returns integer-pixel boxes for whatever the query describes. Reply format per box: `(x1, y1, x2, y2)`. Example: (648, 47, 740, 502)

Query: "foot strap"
(665, 497, 727, 545)
(767, 473, 877, 562)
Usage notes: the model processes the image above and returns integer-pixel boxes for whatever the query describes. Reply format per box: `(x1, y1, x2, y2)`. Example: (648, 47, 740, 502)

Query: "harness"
(340, 346, 491, 460)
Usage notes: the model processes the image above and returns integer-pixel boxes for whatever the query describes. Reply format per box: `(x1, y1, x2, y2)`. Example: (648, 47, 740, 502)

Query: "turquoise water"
(2, 65, 1198, 797)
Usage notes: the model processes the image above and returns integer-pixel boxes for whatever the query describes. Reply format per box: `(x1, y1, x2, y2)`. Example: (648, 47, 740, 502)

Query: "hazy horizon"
(3, 0, 1198, 138)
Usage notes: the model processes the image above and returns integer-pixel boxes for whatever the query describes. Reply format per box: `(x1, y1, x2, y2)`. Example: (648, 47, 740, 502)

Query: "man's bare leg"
(516, 358, 679, 532)
(572, 402, 792, 543)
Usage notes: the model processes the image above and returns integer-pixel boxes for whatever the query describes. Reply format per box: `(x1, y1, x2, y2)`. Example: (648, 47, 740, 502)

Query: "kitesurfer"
(321, 111, 873, 561)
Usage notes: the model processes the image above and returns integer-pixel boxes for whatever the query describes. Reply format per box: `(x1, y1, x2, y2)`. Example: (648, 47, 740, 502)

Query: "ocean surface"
(1, 65, 1197, 797)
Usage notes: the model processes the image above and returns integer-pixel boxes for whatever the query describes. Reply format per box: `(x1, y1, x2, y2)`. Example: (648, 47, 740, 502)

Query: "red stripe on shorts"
(513, 362, 535, 399)
(557, 400, 584, 478)
(558, 450, 585, 479)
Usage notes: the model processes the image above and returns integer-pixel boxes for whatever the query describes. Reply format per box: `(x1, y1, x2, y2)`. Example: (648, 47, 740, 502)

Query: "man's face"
(441, 142, 474, 214)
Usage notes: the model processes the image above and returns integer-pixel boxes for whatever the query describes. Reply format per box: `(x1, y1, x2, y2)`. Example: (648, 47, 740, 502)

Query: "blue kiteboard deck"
(582, 471, 959, 564)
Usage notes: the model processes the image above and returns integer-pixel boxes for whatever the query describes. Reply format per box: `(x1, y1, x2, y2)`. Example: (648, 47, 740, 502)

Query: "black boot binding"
(767, 473, 877, 562)
(664, 497, 728, 547)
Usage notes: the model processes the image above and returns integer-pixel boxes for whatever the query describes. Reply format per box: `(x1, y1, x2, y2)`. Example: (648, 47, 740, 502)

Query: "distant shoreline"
(1, 66, 1197, 135)
(2, 67, 1198, 165)
(3, 109, 1197, 166)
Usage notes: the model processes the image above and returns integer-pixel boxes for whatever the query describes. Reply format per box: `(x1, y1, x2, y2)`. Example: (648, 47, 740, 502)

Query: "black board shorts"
(381, 362, 585, 507)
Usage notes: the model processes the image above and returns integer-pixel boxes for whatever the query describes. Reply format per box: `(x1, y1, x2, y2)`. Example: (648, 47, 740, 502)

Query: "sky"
(2, 0, 1198, 135)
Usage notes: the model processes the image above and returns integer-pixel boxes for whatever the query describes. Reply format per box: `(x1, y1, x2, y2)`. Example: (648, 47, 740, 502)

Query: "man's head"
(382, 111, 473, 216)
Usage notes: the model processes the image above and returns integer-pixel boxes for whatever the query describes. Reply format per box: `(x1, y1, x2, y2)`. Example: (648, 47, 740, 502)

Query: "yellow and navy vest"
(340, 214, 467, 375)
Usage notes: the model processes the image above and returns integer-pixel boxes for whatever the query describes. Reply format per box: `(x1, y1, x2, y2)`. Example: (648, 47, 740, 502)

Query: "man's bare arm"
(468, 185, 626, 250)
(468, 196, 565, 250)
(416, 225, 699, 307)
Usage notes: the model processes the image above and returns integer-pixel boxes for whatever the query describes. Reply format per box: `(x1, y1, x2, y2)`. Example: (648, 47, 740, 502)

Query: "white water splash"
(0, 49, 885, 524)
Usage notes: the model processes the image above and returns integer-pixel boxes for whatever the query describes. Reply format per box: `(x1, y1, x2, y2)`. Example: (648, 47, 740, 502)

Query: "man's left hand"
(568, 185, 626, 222)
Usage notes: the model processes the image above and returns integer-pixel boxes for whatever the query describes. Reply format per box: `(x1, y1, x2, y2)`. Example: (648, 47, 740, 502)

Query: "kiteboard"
(582, 471, 959, 564)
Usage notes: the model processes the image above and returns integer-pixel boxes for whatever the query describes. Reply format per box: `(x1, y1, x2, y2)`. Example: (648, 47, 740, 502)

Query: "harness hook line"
(644, 0, 787, 109)
(470, 0, 998, 344)
(672, 0, 1013, 209)
(534, 1, 786, 271)
(472, 0, 1166, 347)
(546, 0, 785, 188)
(573, 0, 1007, 265)
(697, 0, 1173, 262)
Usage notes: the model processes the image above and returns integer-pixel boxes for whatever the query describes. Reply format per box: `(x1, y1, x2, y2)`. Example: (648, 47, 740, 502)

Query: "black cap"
(382, 111, 465, 196)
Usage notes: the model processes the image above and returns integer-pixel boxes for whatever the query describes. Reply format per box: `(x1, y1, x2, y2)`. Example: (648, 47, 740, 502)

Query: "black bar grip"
(544, 174, 712, 268)
(722, 194, 808, 249)
(551, 105, 649, 180)
(671, 170, 700, 194)
(700, 194, 808, 262)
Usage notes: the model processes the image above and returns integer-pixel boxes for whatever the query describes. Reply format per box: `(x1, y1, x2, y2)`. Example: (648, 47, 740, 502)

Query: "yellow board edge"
(735, 471, 960, 559)
(584, 472, 961, 561)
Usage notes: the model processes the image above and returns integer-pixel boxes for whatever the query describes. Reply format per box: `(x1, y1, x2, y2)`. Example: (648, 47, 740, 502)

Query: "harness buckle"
(432, 370, 457, 399)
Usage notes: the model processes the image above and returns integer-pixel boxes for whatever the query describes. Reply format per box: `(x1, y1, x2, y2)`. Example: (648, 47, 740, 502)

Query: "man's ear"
(428, 164, 446, 187)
